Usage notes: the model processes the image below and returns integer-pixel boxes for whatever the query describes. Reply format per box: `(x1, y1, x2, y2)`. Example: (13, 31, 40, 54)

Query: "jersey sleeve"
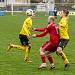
(36, 28, 48, 37)
(33, 28, 46, 32)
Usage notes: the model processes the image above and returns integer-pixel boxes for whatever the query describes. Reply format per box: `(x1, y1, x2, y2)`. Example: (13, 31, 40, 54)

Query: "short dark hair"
(63, 9, 69, 16)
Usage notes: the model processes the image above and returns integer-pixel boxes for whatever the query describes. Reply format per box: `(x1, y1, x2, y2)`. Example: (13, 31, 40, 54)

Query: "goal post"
(11, 2, 13, 15)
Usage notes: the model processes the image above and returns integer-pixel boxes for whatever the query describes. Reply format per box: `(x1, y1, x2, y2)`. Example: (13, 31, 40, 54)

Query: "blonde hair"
(48, 16, 55, 22)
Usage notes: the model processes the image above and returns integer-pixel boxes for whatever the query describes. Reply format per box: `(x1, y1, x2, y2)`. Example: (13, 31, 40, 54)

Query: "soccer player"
(32, 16, 59, 69)
(7, 9, 34, 63)
(56, 9, 70, 70)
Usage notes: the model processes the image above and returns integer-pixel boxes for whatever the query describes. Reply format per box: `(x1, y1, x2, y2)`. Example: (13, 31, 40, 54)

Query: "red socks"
(41, 55, 54, 64)
(41, 55, 46, 63)
(47, 55, 54, 64)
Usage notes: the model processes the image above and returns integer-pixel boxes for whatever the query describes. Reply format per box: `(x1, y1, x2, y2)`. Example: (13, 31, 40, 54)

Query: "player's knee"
(40, 47, 45, 55)
(28, 44, 31, 50)
(45, 51, 49, 56)
(56, 47, 62, 54)
(45, 51, 50, 57)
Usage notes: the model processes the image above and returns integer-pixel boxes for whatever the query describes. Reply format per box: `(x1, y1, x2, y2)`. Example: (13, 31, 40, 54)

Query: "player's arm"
(32, 28, 48, 37)
(32, 27, 46, 32)
(55, 26, 59, 34)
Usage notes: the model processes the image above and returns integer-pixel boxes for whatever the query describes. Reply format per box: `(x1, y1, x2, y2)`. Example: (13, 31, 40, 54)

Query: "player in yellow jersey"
(56, 9, 70, 70)
(7, 9, 34, 63)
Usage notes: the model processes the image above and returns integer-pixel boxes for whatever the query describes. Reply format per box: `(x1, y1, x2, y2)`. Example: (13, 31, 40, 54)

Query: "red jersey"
(35, 22, 59, 44)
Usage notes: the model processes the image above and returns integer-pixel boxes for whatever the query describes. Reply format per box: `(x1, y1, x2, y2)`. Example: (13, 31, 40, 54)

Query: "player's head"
(60, 9, 69, 17)
(48, 16, 55, 24)
(26, 9, 34, 16)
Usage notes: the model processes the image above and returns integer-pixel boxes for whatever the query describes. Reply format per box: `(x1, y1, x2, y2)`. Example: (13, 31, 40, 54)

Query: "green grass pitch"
(0, 13, 75, 75)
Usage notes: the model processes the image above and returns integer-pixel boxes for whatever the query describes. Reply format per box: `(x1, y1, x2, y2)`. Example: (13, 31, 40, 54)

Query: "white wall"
(0, 2, 6, 7)
(43, 0, 47, 2)
(7, 0, 30, 4)
(7, 0, 15, 4)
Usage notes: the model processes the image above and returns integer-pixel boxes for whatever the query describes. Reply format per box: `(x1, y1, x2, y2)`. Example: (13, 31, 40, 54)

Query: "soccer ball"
(26, 9, 34, 16)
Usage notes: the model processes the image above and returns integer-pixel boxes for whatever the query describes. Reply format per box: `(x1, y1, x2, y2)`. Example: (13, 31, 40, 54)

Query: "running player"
(7, 9, 34, 63)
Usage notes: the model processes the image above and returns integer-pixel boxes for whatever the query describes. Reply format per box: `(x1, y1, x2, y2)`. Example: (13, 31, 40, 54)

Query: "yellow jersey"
(59, 17, 69, 39)
(20, 17, 32, 36)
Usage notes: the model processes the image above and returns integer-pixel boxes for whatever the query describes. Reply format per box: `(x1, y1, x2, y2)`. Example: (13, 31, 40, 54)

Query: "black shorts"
(19, 34, 30, 46)
(58, 39, 69, 50)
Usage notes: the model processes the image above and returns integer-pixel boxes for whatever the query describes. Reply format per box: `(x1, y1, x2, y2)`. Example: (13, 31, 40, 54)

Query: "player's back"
(59, 17, 69, 39)
(20, 17, 32, 36)
(47, 22, 59, 43)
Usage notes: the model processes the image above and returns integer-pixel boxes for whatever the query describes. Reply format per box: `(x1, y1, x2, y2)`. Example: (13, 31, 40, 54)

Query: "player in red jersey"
(32, 16, 59, 69)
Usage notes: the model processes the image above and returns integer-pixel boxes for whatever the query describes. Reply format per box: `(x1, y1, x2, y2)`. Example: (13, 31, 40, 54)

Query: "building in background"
(6, 0, 30, 4)
(0, 0, 5, 7)
(55, 0, 75, 3)
(0, 0, 31, 7)
(15, 0, 30, 3)
(0, 0, 75, 11)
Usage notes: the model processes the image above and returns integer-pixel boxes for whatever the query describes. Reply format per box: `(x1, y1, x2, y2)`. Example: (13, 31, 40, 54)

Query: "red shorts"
(42, 41, 58, 52)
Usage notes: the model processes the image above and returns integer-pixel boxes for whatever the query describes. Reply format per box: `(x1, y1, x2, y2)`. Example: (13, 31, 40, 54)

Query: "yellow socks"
(11, 44, 30, 62)
(12, 44, 26, 50)
(59, 51, 69, 64)
(24, 46, 29, 61)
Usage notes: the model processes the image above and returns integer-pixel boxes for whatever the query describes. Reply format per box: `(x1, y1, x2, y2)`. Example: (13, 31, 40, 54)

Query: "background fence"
(0, 2, 75, 15)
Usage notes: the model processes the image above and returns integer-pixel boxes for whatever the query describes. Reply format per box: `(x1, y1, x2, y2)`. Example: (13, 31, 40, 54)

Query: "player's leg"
(38, 41, 55, 69)
(7, 34, 26, 51)
(45, 51, 55, 69)
(56, 47, 70, 70)
(24, 44, 32, 63)
(7, 34, 31, 62)
(56, 39, 70, 70)
(44, 41, 55, 69)
(19, 34, 31, 62)
(38, 47, 46, 69)
(7, 43, 26, 51)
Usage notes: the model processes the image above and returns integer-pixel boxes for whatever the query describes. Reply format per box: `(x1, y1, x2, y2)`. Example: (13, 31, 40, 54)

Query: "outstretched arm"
(32, 28, 46, 32)
(32, 28, 48, 37)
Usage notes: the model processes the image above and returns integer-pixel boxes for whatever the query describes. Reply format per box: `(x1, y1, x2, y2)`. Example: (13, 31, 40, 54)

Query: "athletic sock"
(41, 55, 46, 63)
(47, 55, 54, 64)
(59, 51, 69, 64)
(24, 46, 29, 60)
(12, 44, 26, 50)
